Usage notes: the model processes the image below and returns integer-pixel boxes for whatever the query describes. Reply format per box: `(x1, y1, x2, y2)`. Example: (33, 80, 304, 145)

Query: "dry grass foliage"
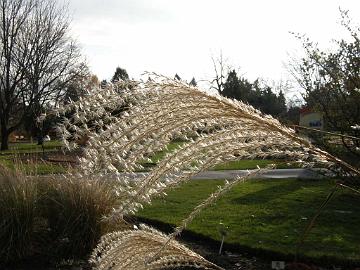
(90, 223, 223, 270)
(39, 175, 125, 258)
(53, 74, 359, 269)
(55, 74, 358, 218)
(0, 163, 122, 264)
(0, 164, 37, 262)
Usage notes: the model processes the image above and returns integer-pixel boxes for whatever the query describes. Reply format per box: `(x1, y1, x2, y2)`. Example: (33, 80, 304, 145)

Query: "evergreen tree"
(111, 67, 129, 83)
(174, 74, 181, 81)
(222, 70, 242, 100)
(100, 80, 108, 89)
(189, 77, 197, 87)
(221, 70, 287, 118)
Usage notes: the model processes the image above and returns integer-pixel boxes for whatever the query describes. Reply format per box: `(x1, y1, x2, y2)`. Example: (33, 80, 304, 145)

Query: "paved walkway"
(113, 168, 324, 181)
(192, 168, 323, 180)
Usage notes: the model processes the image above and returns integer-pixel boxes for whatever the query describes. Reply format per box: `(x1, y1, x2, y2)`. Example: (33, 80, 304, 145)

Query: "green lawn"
(211, 159, 300, 170)
(147, 140, 185, 163)
(0, 141, 67, 174)
(136, 178, 360, 263)
(143, 141, 300, 170)
(0, 140, 304, 175)
(0, 155, 67, 175)
(0, 140, 62, 155)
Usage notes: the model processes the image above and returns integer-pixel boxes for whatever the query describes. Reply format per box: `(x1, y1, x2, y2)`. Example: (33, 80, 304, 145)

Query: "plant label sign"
(271, 261, 285, 269)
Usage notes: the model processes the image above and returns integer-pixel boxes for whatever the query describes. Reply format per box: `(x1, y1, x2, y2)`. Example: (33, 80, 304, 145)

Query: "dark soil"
(3, 240, 337, 270)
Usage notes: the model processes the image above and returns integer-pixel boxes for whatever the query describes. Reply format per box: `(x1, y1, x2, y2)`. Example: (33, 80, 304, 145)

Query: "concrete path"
(114, 168, 323, 181)
(191, 168, 322, 180)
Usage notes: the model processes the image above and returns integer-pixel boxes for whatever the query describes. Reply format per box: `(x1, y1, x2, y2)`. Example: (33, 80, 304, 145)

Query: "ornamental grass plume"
(55, 74, 358, 218)
(52, 74, 360, 270)
(90, 223, 223, 270)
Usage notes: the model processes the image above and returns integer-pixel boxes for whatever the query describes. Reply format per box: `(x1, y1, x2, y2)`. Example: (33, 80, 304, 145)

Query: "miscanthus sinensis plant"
(90, 223, 222, 270)
(53, 74, 358, 216)
(51, 74, 358, 269)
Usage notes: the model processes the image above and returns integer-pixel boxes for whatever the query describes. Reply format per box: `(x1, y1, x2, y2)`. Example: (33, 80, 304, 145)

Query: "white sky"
(67, 0, 360, 93)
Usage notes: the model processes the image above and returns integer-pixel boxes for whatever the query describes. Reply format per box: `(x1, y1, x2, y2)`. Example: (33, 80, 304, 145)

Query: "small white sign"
(271, 261, 285, 269)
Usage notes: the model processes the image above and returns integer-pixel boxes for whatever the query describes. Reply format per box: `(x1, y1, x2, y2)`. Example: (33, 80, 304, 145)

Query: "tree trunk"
(0, 128, 9, 151)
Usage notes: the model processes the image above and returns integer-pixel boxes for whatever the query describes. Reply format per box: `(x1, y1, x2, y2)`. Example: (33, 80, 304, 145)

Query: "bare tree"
(0, 0, 81, 150)
(210, 52, 228, 94)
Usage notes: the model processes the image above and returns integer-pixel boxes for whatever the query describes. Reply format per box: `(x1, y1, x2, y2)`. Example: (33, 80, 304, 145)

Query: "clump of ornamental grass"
(54, 74, 358, 218)
(39, 175, 126, 259)
(0, 164, 37, 263)
(0, 159, 124, 264)
(49, 74, 360, 269)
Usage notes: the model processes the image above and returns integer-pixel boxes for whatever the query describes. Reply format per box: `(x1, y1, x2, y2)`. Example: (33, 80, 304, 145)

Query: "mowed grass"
(211, 159, 300, 170)
(144, 141, 300, 170)
(0, 141, 67, 175)
(0, 140, 62, 155)
(0, 140, 306, 175)
(1, 140, 299, 174)
(136, 178, 360, 263)
(0, 156, 67, 175)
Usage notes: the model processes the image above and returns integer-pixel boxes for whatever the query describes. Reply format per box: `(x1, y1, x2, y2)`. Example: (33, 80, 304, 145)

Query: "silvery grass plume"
(90, 223, 223, 270)
(52, 74, 359, 270)
(54, 74, 358, 219)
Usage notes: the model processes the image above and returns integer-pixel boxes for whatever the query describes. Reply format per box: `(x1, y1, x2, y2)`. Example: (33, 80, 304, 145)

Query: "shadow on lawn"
(230, 180, 305, 205)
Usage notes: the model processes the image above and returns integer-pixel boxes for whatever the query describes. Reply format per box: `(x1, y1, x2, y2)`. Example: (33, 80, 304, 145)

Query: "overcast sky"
(67, 0, 360, 93)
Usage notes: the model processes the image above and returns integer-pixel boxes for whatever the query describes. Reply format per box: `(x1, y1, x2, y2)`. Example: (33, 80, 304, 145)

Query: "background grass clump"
(0, 165, 121, 265)
(0, 165, 38, 263)
(39, 176, 121, 259)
